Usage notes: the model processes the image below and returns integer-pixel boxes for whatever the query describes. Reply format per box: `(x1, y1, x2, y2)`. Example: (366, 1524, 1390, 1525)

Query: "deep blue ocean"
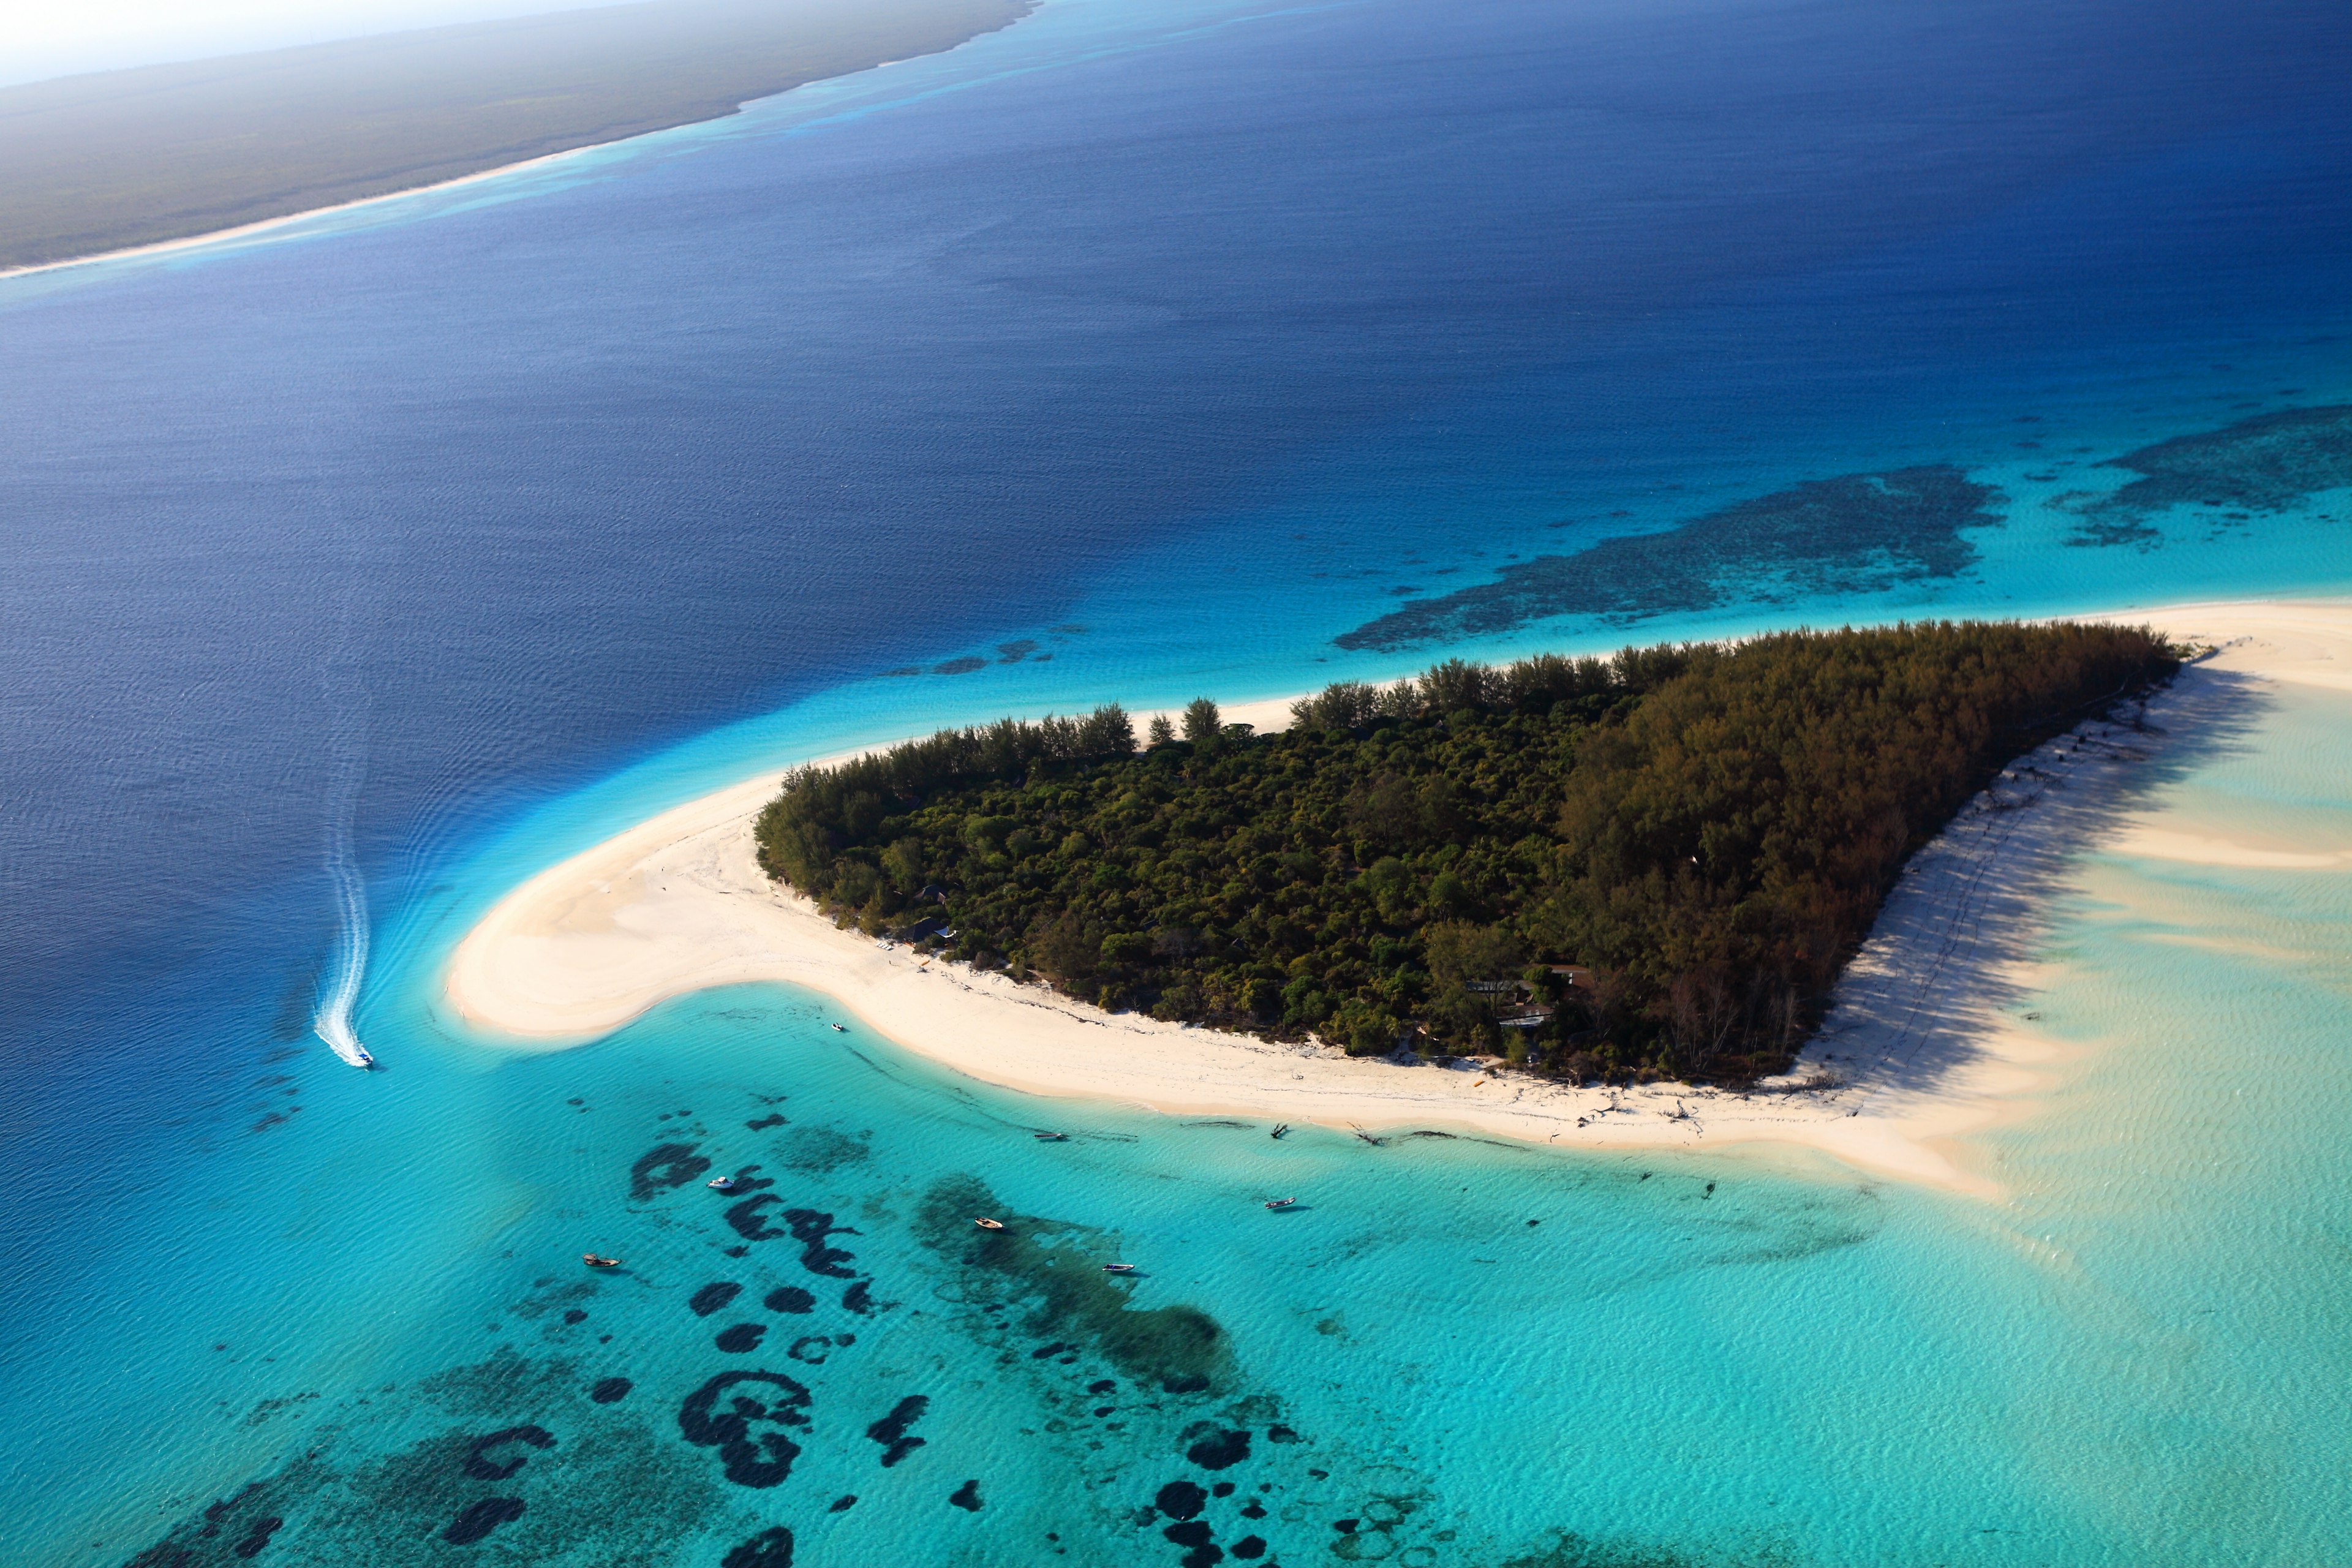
(3, 0, 2350, 1562)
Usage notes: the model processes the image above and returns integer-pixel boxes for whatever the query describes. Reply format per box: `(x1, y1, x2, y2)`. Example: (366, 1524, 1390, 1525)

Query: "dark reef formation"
(2064, 404, 2352, 548)
(916, 1175, 1229, 1394)
(1336, 466, 1996, 650)
(690, 1282, 743, 1317)
(867, 1395, 932, 1466)
(721, 1526, 796, 1568)
(114, 1066, 1887, 1568)
(677, 1371, 811, 1488)
(628, 1142, 709, 1200)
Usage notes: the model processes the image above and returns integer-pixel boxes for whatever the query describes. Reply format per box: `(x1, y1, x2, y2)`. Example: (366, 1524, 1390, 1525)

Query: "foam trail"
(314, 581, 376, 1068)
(316, 805, 373, 1068)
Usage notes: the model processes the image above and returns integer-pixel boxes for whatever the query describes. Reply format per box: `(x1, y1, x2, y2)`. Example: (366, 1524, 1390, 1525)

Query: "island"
(0, 0, 1035, 273)
(756, 622, 2177, 1082)
(448, 602, 2351, 1193)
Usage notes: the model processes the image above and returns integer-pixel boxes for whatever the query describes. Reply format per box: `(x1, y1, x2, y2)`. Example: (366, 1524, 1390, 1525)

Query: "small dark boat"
(1270, 1124, 1288, 1139)
(1264, 1197, 1297, 1210)
(707, 1175, 738, 1191)
(1032, 1131, 1068, 1142)
(1102, 1263, 1136, 1274)
(582, 1253, 620, 1268)
(973, 1217, 1006, 1231)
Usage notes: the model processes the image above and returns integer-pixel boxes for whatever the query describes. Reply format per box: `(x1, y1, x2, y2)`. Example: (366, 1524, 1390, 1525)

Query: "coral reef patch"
(1336, 466, 1996, 649)
(914, 1176, 1229, 1394)
(629, 1143, 710, 1200)
(677, 1371, 812, 1488)
(2064, 404, 2352, 547)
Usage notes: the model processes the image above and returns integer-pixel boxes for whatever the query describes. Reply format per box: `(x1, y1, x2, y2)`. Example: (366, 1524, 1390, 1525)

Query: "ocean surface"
(2, 0, 2350, 1561)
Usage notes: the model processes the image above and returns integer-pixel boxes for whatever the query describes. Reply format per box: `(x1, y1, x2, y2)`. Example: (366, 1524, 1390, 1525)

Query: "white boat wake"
(316, 824, 374, 1068)
(314, 587, 376, 1069)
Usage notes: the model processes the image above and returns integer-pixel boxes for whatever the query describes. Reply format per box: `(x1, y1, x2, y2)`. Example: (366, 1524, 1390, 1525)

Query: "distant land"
(0, 0, 1035, 272)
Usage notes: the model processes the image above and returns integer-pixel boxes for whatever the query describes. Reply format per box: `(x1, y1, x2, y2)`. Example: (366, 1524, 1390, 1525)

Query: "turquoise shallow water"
(25, 663, 2352, 1566)
(4, 0, 2352, 1560)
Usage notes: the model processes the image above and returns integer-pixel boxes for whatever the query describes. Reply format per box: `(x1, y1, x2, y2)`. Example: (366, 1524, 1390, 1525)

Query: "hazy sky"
(0, 0, 619, 87)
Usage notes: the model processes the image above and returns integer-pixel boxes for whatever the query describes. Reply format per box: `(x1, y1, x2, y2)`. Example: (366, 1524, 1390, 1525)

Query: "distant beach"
(446, 600, 2352, 1194)
(0, 0, 1036, 274)
(0, 141, 608, 283)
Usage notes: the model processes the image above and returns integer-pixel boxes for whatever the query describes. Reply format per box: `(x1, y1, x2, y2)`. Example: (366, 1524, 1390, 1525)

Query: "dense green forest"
(756, 623, 2174, 1081)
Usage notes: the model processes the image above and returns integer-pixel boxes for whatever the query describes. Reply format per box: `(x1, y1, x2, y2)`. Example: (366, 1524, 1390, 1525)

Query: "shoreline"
(0, 4, 1038, 284)
(0, 141, 611, 284)
(443, 600, 2352, 1197)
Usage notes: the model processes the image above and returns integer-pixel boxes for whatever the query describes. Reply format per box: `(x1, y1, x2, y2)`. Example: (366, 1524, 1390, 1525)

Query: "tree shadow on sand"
(1804, 663, 2271, 1107)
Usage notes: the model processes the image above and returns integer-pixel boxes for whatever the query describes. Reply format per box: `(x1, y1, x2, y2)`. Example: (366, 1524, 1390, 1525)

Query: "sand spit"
(445, 601, 2352, 1197)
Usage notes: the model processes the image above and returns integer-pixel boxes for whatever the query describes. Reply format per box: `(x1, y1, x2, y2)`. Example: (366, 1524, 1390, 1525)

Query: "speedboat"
(1264, 1197, 1297, 1210)
(707, 1175, 738, 1191)
(830, 1023, 846, 1033)
(973, 1217, 1006, 1231)
(1032, 1131, 1068, 1142)
(1102, 1263, 1136, 1273)
(352, 1046, 375, 1068)
(582, 1253, 620, 1268)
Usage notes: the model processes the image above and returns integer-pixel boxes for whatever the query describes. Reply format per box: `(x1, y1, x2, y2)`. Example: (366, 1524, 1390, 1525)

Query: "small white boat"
(973, 1217, 1006, 1231)
(1102, 1263, 1136, 1274)
(351, 1046, 375, 1068)
(707, 1175, 738, 1191)
(1264, 1197, 1297, 1211)
(830, 1023, 846, 1033)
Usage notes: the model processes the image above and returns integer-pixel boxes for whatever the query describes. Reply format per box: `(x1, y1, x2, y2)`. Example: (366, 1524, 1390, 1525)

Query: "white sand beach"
(444, 601, 2352, 1197)
(0, 143, 607, 284)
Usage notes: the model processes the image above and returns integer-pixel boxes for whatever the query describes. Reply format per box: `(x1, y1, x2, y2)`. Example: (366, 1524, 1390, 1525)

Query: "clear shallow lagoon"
(2, 0, 2350, 1561)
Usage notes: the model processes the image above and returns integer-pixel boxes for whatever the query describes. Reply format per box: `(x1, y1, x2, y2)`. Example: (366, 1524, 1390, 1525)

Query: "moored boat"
(1102, 1263, 1136, 1273)
(707, 1175, 737, 1191)
(582, 1253, 620, 1268)
(973, 1217, 1006, 1231)
(1264, 1197, 1297, 1210)
(1032, 1131, 1068, 1141)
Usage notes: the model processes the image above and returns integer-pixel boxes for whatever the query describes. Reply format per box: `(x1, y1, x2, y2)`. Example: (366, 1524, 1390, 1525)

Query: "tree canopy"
(756, 622, 2174, 1081)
